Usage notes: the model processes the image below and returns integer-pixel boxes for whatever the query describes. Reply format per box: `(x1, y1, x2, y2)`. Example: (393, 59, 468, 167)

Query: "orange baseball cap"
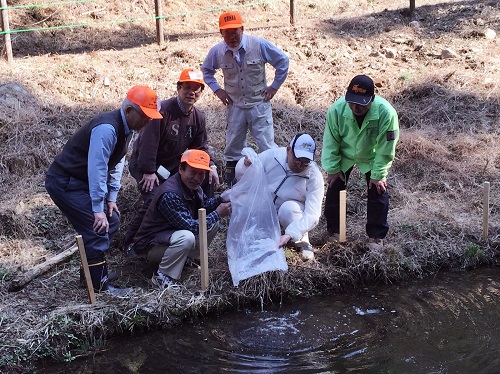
(178, 68, 205, 86)
(181, 149, 212, 171)
(219, 11, 243, 30)
(126, 85, 163, 119)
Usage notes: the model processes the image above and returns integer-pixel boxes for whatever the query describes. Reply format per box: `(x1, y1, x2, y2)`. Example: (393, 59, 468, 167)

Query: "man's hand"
(208, 168, 220, 190)
(278, 234, 291, 248)
(369, 178, 387, 194)
(243, 156, 252, 167)
(262, 87, 278, 101)
(216, 201, 232, 218)
(107, 201, 120, 217)
(215, 89, 233, 106)
(326, 172, 345, 187)
(93, 211, 109, 234)
(140, 173, 159, 192)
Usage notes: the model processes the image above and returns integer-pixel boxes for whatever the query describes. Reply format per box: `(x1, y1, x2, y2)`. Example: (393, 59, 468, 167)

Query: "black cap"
(345, 75, 375, 106)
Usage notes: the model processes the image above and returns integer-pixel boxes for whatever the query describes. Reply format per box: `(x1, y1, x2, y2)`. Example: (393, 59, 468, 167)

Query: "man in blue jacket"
(45, 85, 163, 297)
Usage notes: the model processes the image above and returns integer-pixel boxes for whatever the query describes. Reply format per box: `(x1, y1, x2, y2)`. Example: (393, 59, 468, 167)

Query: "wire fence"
(1, 0, 293, 61)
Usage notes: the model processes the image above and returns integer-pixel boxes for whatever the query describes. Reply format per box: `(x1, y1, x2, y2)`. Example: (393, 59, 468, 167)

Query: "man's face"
(221, 27, 244, 48)
(348, 101, 372, 117)
(286, 146, 311, 174)
(179, 164, 206, 191)
(177, 82, 203, 109)
(126, 106, 152, 131)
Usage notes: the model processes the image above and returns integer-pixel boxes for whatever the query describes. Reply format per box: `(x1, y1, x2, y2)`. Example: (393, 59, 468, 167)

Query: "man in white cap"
(235, 133, 324, 261)
(321, 75, 399, 251)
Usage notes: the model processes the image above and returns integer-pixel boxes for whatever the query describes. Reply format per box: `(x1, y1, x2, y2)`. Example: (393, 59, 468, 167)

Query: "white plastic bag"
(226, 148, 288, 286)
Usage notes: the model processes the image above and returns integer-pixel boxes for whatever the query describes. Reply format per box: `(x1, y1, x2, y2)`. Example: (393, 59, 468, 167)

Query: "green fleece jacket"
(321, 96, 399, 181)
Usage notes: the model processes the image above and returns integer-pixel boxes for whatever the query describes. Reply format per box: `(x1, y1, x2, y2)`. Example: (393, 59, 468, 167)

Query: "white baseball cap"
(290, 133, 316, 161)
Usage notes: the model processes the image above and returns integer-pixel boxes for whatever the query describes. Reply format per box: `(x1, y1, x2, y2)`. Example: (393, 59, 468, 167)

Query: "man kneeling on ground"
(235, 133, 324, 261)
(132, 150, 231, 289)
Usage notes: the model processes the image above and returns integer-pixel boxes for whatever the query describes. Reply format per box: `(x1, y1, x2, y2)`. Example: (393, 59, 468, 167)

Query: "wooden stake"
(76, 235, 96, 304)
(198, 208, 209, 291)
(483, 181, 490, 241)
(1, 0, 13, 62)
(409, 0, 415, 16)
(154, 0, 164, 46)
(339, 190, 347, 242)
(8, 243, 78, 292)
(290, 0, 296, 25)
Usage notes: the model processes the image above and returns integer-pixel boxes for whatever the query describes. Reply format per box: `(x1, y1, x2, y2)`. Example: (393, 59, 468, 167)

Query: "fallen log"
(8, 243, 78, 292)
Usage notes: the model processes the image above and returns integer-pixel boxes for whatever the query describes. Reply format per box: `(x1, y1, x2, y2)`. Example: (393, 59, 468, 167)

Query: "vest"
(217, 35, 266, 108)
(133, 173, 205, 253)
(48, 110, 127, 181)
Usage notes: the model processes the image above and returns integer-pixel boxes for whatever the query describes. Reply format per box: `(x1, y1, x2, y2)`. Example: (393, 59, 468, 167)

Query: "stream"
(43, 266, 500, 373)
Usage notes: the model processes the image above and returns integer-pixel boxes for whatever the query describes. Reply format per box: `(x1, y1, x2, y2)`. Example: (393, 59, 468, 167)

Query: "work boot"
(367, 238, 384, 252)
(300, 245, 315, 261)
(123, 243, 138, 258)
(295, 242, 315, 261)
(184, 257, 201, 269)
(88, 262, 131, 298)
(322, 232, 340, 244)
(80, 266, 119, 288)
(289, 241, 315, 261)
(225, 161, 238, 187)
(151, 271, 182, 291)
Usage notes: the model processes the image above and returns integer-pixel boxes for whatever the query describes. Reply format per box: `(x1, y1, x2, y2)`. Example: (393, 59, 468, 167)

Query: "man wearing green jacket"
(321, 75, 399, 251)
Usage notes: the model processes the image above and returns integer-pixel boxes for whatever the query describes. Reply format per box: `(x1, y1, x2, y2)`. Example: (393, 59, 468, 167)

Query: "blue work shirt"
(201, 33, 289, 93)
(88, 108, 132, 212)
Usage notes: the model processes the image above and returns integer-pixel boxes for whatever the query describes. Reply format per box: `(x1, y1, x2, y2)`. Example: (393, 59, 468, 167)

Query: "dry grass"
(1, 0, 500, 370)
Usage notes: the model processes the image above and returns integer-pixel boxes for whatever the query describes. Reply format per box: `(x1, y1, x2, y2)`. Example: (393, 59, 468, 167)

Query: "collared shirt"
(176, 96, 190, 115)
(156, 191, 221, 233)
(201, 33, 289, 93)
(88, 108, 131, 212)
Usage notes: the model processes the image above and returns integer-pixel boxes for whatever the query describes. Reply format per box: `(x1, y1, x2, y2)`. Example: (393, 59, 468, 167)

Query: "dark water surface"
(44, 267, 500, 373)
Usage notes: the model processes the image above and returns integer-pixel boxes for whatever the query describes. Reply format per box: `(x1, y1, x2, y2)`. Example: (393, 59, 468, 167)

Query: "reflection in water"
(44, 267, 500, 373)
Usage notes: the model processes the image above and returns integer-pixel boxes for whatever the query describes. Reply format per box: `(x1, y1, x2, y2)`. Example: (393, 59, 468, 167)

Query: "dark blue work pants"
(324, 168, 389, 239)
(45, 172, 120, 264)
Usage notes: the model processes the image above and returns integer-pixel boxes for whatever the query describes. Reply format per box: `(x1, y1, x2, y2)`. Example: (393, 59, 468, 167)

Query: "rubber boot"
(88, 261, 131, 298)
(225, 161, 238, 187)
(80, 266, 118, 288)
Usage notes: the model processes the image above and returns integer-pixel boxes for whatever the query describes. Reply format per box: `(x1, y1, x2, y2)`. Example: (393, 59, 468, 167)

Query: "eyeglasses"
(221, 28, 242, 36)
(180, 84, 203, 94)
(293, 154, 311, 168)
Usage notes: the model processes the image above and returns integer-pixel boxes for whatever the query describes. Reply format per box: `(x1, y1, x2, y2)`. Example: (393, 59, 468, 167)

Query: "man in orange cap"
(132, 150, 231, 289)
(201, 10, 289, 186)
(45, 85, 162, 297)
(123, 68, 219, 252)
